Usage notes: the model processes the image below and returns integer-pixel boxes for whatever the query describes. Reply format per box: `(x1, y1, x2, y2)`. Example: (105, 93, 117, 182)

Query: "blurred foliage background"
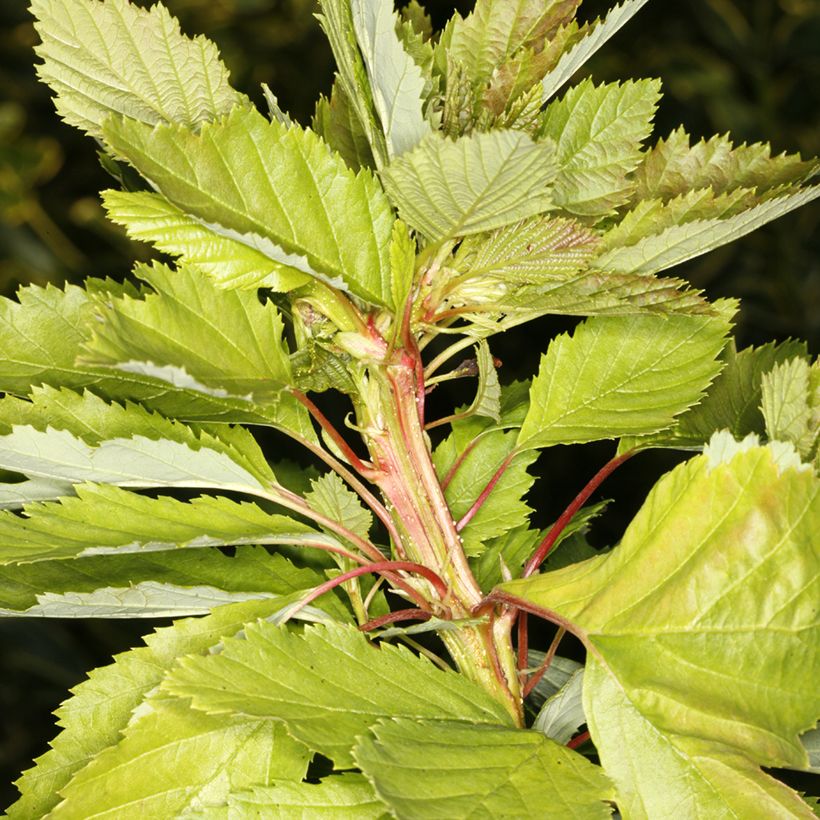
(0, 0, 818, 807)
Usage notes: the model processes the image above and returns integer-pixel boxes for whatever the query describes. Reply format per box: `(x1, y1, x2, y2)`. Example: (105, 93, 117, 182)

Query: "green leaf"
(305, 471, 374, 540)
(0, 547, 347, 619)
(103, 107, 395, 306)
(593, 186, 820, 276)
(313, 82, 376, 171)
(317, 0, 388, 167)
(82, 263, 293, 402)
(632, 127, 819, 202)
(351, 0, 431, 158)
(532, 668, 586, 745)
(354, 719, 615, 819)
(445, 0, 580, 87)
(468, 340, 502, 422)
(31, 0, 244, 141)
(540, 0, 651, 102)
(434, 420, 537, 556)
(0, 483, 332, 565)
(496, 441, 818, 815)
(102, 192, 311, 292)
(538, 78, 661, 217)
(389, 219, 416, 323)
(0, 282, 314, 434)
(54, 696, 309, 818)
(8, 599, 291, 819)
(164, 620, 514, 768)
(380, 130, 556, 241)
(518, 306, 734, 449)
(619, 338, 809, 452)
(217, 775, 388, 818)
(761, 357, 818, 458)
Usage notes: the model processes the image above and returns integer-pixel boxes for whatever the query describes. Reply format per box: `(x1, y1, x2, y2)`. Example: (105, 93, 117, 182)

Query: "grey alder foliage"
(0, 0, 818, 816)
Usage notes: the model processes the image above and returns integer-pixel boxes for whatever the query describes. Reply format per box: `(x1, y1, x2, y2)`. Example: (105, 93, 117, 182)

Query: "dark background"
(0, 0, 818, 808)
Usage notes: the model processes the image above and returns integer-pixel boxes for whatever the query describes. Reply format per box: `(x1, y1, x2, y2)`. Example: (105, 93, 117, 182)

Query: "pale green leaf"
(619, 338, 809, 452)
(468, 340, 501, 422)
(0, 385, 274, 487)
(354, 719, 615, 819)
(8, 599, 291, 819)
(0, 483, 333, 566)
(540, 0, 652, 102)
(53, 696, 309, 819)
(103, 107, 395, 305)
(0, 547, 346, 619)
(0, 281, 314, 435)
(761, 357, 818, 457)
(518, 306, 733, 449)
(533, 668, 586, 745)
(632, 127, 819, 203)
(351, 0, 431, 158)
(799, 728, 820, 774)
(380, 130, 557, 241)
(164, 620, 514, 768)
(526, 653, 583, 708)
(434, 420, 537, 556)
(317, 0, 388, 166)
(389, 219, 416, 321)
(306, 471, 374, 540)
(82, 263, 293, 401)
(0, 477, 72, 509)
(312, 81, 376, 171)
(585, 658, 815, 819)
(31, 0, 244, 140)
(539, 78, 661, 216)
(102, 192, 311, 291)
(217, 775, 388, 819)
(497, 442, 819, 814)
(593, 186, 820, 276)
(445, 0, 580, 86)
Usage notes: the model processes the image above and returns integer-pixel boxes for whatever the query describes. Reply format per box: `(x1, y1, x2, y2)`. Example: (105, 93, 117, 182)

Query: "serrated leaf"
(102, 192, 311, 291)
(103, 107, 395, 306)
(0, 282, 314, 435)
(0, 547, 347, 619)
(218, 775, 387, 818)
(0, 483, 334, 566)
(389, 219, 416, 322)
(445, 0, 580, 87)
(0, 477, 73, 509)
(632, 127, 818, 202)
(380, 130, 556, 241)
(164, 620, 514, 768)
(518, 306, 733, 449)
(313, 81, 376, 171)
(8, 599, 289, 819)
(354, 719, 615, 819)
(351, 0, 431, 158)
(496, 442, 819, 816)
(799, 728, 820, 774)
(306, 471, 373, 540)
(434, 420, 537, 555)
(761, 357, 818, 457)
(540, 0, 651, 102)
(594, 186, 820, 276)
(0, 385, 274, 487)
(533, 668, 586, 745)
(53, 696, 309, 819)
(468, 340, 501, 422)
(31, 0, 245, 141)
(620, 338, 809, 452)
(81, 263, 293, 401)
(317, 0, 388, 167)
(539, 78, 661, 217)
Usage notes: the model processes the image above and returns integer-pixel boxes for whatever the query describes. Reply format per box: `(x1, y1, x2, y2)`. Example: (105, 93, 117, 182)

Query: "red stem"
(523, 450, 635, 577)
(285, 560, 450, 624)
(359, 608, 432, 632)
(292, 390, 375, 477)
(516, 613, 529, 676)
(522, 627, 566, 699)
(455, 452, 515, 532)
(567, 730, 590, 750)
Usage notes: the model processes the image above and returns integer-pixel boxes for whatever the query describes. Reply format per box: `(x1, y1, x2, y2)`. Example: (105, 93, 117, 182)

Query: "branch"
(522, 627, 566, 699)
(359, 608, 432, 632)
(523, 450, 636, 577)
(455, 451, 516, 531)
